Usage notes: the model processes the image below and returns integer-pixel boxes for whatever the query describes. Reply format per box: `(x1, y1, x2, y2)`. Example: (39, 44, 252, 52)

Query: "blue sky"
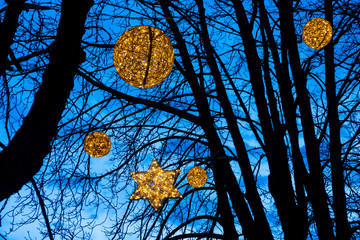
(1, 0, 360, 239)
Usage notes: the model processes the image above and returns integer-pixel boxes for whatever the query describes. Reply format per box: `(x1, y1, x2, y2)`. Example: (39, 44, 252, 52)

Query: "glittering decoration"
(83, 131, 111, 158)
(130, 158, 182, 211)
(113, 25, 174, 89)
(187, 166, 207, 188)
(302, 17, 333, 49)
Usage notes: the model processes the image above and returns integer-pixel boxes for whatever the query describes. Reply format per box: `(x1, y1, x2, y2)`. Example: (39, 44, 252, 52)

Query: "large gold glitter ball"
(83, 131, 111, 158)
(113, 25, 174, 89)
(130, 158, 182, 211)
(302, 17, 333, 49)
(187, 166, 207, 188)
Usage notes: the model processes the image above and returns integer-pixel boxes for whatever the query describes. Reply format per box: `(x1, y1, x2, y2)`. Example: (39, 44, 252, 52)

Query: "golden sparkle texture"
(302, 17, 333, 49)
(130, 158, 182, 211)
(113, 25, 174, 89)
(83, 131, 111, 158)
(187, 166, 207, 188)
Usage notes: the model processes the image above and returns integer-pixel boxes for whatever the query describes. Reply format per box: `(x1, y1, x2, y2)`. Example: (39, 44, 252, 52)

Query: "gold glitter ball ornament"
(302, 17, 333, 49)
(83, 131, 111, 158)
(113, 25, 174, 89)
(130, 158, 182, 211)
(187, 166, 207, 188)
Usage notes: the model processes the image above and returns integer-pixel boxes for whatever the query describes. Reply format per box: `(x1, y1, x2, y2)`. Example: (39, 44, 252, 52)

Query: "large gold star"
(130, 158, 182, 211)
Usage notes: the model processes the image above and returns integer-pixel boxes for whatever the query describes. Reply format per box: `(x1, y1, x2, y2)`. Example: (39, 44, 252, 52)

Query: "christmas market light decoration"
(302, 17, 333, 49)
(187, 166, 207, 188)
(83, 131, 111, 158)
(130, 158, 182, 211)
(113, 25, 174, 89)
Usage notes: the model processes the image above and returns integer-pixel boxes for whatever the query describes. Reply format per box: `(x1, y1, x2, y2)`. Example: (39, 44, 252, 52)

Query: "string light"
(83, 131, 111, 158)
(113, 25, 174, 89)
(187, 166, 207, 188)
(130, 158, 182, 211)
(302, 17, 333, 49)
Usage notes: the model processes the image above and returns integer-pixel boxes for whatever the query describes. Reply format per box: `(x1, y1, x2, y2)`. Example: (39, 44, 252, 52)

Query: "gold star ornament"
(130, 158, 182, 211)
(302, 17, 333, 49)
(113, 25, 174, 89)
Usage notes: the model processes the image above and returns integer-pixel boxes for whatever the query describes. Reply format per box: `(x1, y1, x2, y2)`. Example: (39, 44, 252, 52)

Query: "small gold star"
(130, 158, 182, 211)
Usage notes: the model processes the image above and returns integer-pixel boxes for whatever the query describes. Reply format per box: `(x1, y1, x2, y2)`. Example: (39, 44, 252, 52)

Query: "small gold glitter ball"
(187, 166, 207, 188)
(83, 131, 111, 158)
(113, 25, 174, 89)
(302, 17, 333, 49)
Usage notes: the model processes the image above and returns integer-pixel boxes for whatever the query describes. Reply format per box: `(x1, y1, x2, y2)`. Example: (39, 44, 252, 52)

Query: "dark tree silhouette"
(1, 0, 360, 239)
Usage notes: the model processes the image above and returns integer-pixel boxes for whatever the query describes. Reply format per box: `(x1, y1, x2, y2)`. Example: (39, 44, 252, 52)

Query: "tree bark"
(0, 0, 94, 201)
(325, 0, 350, 239)
(195, 0, 273, 239)
(230, 0, 303, 238)
(258, 1, 310, 238)
(277, 0, 334, 239)
(159, 1, 240, 238)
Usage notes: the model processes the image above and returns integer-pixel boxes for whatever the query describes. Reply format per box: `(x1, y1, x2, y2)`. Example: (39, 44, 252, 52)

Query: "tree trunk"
(277, 0, 334, 239)
(231, 0, 303, 238)
(0, 0, 94, 201)
(325, 0, 350, 239)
